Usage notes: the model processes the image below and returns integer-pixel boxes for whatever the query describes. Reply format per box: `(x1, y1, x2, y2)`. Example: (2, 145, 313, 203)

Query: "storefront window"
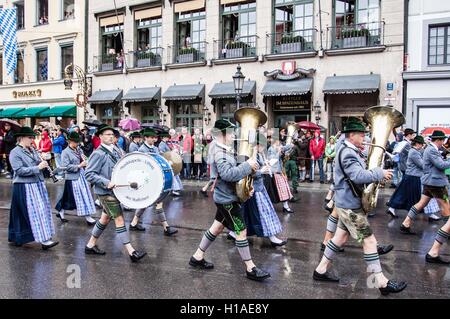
(37, 0, 48, 25)
(174, 102, 203, 132)
(101, 105, 121, 127)
(141, 103, 160, 124)
(61, 44, 73, 79)
(62, 0, 75, 20)
(36, 48, 48, 82)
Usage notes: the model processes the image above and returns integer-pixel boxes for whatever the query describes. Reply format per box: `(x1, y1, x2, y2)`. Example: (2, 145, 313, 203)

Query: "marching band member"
(84, 124, 146, 262)
(8, 127, 59, 250)
(313, 120, 406, 295)
(128, 131, 142, 153)
(400, 130, 450, 264)
(129, 128, 178, 236)
(159, 130, 183, 197)
(54, 132, 97, 225)
(189, 119, 270, 281)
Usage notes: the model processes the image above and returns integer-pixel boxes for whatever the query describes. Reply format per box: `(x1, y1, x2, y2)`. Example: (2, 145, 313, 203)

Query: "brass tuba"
(234, 107, 268, 202)
(362, 106, 405, 213)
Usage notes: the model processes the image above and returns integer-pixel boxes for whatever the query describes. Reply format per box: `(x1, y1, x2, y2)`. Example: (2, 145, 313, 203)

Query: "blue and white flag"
(0, 8, 17, 75)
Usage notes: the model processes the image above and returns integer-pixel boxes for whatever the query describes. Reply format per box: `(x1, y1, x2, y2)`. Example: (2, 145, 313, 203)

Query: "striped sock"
(326, 215, 338, 233)
(407, 206, 419, 220)
(443, 216, 449, 223)
(116, 226, 130, 245)
(199, 230, 216, 252)
(235, 239, 252, 262)
(324, 240, 341, 261)
(154, 209, 167, 223)
(435, 228, 450, 245)
(92, 221, 107, 238)
(364, 252, 382, 273)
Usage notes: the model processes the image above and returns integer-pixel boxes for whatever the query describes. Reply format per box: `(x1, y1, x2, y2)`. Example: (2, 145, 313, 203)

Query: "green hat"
(412, 135, 425, 144)
(95, 124, 117, 137)
(430, 130, 448, 140)
(14, 126, 37, 137)
(342, 120, 366, 133)
(159, 131, 170, 138)
(67, 132, 81, 143)
(129, 131, 142, 139)
(142, 128, 158, 137)
(213, 119, 236, 132)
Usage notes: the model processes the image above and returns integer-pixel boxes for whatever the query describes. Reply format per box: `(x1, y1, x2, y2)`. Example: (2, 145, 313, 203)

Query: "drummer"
(129, 128, 178, 236)
(159, 130, 183, 197)
(84, 124, 146, 262)
(128, 131, 142, 153)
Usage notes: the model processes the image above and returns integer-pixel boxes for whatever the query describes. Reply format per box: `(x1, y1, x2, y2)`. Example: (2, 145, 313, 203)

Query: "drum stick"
(115, 182, 138, 189)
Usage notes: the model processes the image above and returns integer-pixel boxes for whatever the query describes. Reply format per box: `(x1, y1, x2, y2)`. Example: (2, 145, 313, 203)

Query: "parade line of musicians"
(5, 116, 450, 296)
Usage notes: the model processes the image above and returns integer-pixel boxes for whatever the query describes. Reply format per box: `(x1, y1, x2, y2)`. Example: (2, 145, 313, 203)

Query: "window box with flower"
(341, 28, 370, 48)
(177, 47, 198, 63)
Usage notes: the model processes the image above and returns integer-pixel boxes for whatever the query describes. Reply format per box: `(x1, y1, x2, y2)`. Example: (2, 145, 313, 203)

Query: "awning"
(88, 89, 123, 104)
(100, 15, 124, 27)
(122, 87, 161, 103)
(14, 107, 50, 118)
(209, 81, 256, 99)
(0, 107, 24, 118)
(40, 105, 77, 117)
(163, 84, 205, 101)
(174, 0, 205, 13)
(135, 7, 162, 20)
(261, 78, 313, 96)
(323, 74, 380, 94)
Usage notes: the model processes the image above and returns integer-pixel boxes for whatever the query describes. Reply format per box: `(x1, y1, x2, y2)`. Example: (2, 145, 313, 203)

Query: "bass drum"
(111, 152, 173, 209)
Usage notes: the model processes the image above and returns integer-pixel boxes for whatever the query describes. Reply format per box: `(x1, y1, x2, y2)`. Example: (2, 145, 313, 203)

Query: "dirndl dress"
(9, 182, 55, 245)
(263, 174, 278, 203)
(55, 171, 96, 216)
(273, 173, 293, 202)
(387, 174, 421, 210)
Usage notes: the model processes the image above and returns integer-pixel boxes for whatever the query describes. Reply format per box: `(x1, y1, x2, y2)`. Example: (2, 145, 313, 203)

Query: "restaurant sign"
(12, 89, 42, 98)
(273, 95, 311, 112)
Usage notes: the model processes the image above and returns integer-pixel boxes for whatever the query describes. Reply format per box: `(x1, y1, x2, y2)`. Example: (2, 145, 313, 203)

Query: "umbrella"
(298, 121, 320, 131)
(0, 119, 21, 131)
(82, 119, 103, 127)
(421, 127, 450, 136)
(119, 118, 141, 131)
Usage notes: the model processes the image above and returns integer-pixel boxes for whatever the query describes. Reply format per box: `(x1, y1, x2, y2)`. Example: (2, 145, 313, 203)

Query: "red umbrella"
(421, 127, 450, 136)
(298, 121, 320, 131)
(0, 119, 21, 131)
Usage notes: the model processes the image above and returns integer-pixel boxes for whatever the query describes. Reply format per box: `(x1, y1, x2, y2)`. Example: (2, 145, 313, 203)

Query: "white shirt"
(430, 142, 439, 151)
(101, 143, 114, 153)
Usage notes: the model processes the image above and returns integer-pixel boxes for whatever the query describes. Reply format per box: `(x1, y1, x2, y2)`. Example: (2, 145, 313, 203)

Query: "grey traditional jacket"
(10, 145, 44, 183)
(129, 142, 140, 153)
(405, 148, 423, 177)
(139, 142, 159, 155)
(398, 140, 411, 173)
(421, 143, 450, 187)
(61, 146, 84, 180)
(334, 141, 385, 209)
(267, 144, 292, 173)
(158, 141, 171, 153)
(85, 144, 121, 195)
(212, 142, 253, 204)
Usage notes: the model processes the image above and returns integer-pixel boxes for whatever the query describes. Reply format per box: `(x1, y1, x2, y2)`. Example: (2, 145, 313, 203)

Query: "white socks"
(229, 231, 236, 239)
(59, 210, 65, 219)
(283, 201, 290, 209)
(269, 236, 283, 244)
(42, 240, 55, 245)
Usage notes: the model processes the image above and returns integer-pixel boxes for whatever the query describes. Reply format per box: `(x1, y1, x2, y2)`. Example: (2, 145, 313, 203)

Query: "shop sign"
(12, 89, 42, 98)
(273, 96, 311, 111)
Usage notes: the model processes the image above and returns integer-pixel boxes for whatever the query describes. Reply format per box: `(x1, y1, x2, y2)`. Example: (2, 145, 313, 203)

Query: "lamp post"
(314, 101, 322, 124)
(64, 63, 92, 120)
(233, 65, 245, 109)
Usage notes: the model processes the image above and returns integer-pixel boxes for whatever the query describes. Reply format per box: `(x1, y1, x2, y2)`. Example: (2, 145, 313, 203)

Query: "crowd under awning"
(322, 74, 380, 94)
(40, 105, 77, 117)
(88, 89, 123, 104)
(261, 78, 313, 96)
(208, 81, 256, 99)
(122, 87, 161, 103)
(162, 84, 205, 101)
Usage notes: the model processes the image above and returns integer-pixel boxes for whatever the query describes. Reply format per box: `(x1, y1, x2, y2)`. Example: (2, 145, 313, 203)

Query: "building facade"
(403, 0, 450, 133)
(0, 0, 87, 128)
(87, 0, 405, 135)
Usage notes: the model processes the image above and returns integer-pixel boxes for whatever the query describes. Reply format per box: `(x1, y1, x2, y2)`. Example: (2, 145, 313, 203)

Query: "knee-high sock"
(443, 216, 449, 223)
(199, 230, 216, 252)
(435, 228, 450, 245)
(323, 240, 341, 261)
(154, 208, 167, 223)
(235, 239, 252, 262)
(92, 221, 107, 238)
(135, 208, 146, 218)
(326, 215, 338, 233)
(407, 206, 419, 220)
(116, 226, 130, 245)
(364, 253, 382, 273)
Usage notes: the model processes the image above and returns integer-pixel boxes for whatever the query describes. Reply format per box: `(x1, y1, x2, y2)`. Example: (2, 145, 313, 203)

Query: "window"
(37, 0, 49, 25)
(174, 102, 203, 131)
(141, 102, 160, 124)
(15, 1, 25, 29)
(36, 48, 48, 81)
(137, 17, 162, 50)
(429, 25, 450, 65)
(101, 19, 124, 71)
(62, 0, 75, 20)
(61, 45, 73, 79)
(176, 9, 206, 62)
(15, 52, 24, 84)
(0, 54, 3, 85)
(101, 105, 120, 127)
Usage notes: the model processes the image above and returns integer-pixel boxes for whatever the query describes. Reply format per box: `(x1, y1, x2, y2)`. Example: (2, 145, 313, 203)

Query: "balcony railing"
(132, 47, 163, 68)
(169, 41, 207, 64)
(94, 54, 125, 72)
(327, 21, 385, 50)
(214, 35, 258, 60)
(267, 29, 315, 55)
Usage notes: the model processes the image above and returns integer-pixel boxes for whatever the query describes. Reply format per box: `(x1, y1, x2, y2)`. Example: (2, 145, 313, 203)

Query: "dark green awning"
(323, 74, 380, 94)
(14, 107, 50, 118)
(209, 81, 256, 99)
(40, 105, 77, 117)
(0, 107, 25, 118)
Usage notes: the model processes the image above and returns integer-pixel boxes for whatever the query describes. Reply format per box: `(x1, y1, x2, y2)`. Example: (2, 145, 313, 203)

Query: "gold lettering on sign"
(12, 89, 43, 98)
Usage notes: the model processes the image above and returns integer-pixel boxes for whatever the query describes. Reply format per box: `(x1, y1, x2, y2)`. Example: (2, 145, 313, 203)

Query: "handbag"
(41, 152, 51, 160)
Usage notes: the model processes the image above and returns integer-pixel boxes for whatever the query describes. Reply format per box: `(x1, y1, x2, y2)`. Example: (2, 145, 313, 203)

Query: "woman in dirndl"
(55, 132, 97, 225)
(229, 135, 287, 247)
(8, 127, 59, 250)
(267, 137, 294, 213)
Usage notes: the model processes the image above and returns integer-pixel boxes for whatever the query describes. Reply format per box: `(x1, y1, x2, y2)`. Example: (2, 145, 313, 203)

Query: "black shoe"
(320, 181, 325, 184)
(425, 253, 450, 264)
(289, 197, 299, 203)
(400, 224, 416, 235)
(189, 256, 214, 269)
(172, 191, 181, 197)
(293, 188, 299, 194)
(200, 190, 208, 197)
(56, 213, 68, 223)
(283, 208, 294, 214)
(129, 250, 147, 262)
(308, 180, 313, 183)
(385, 208, 398, 218)
(368, 212, 376, 218)
(313, 270, 339, 282)
(226, 234, 236, 241)
(164, 227, 178, 236)
(85, 245, 106, 255)
(379, 280, 407, 296)
(377, 244, 394, 256)
(86, 220, 96, 226)
(246, 267, 270, 281)
(42, 241, 59, 250)
(320, 243, 344, 252)
(428, 215, 441, 222)
(129, 224, 146, 232)
(270, 240, 287, 247)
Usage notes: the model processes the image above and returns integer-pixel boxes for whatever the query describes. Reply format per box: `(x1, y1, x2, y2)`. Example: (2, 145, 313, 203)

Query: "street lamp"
(233, 65, 245, 109)
(64, 63, 92, 120)
(314, 101, 322, 124)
